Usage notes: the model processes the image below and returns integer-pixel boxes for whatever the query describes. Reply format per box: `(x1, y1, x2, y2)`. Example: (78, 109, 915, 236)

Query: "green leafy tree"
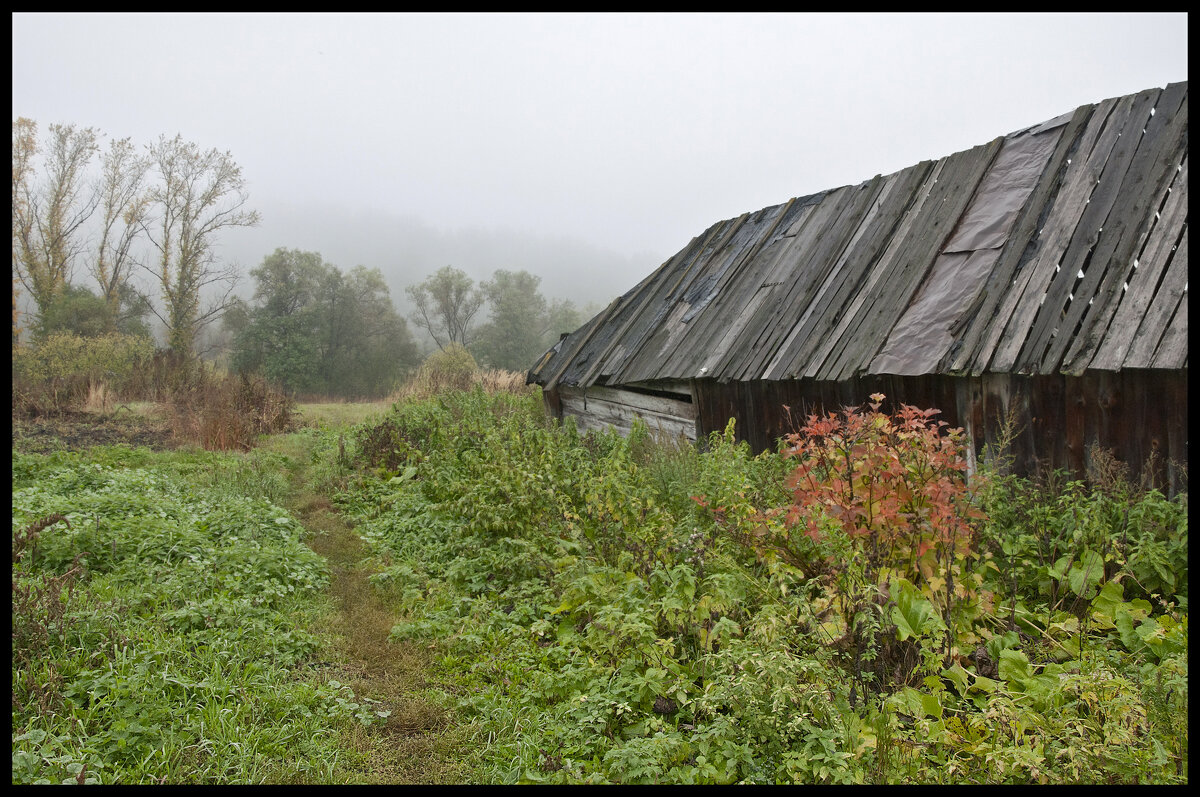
(320, 264, 419, 396)
(544, 295, 584, 344)
(471, 269, 547, 371)
(405, 265, 483, 350)
(471, 269, 585, 371)
(233, 248, 418, 398)
(234, 248, 326, 391)
(34, 284, 111, 339)
(34, 283, 152, 341)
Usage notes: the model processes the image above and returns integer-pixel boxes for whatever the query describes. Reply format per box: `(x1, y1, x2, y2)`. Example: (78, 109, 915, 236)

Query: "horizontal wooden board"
(559, 385, 697, 441)
(690, 371, 1187, 496)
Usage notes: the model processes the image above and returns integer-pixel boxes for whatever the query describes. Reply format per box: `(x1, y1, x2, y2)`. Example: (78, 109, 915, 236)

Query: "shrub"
(703, 395, 982, 585)
(783, 395, 981, 580)
(353, 394, 452, 474)
(11, 332, 155, 415)
(395, 344, 478, 399)
(167, 371, 296, 451)
(698, 395, 986, 689)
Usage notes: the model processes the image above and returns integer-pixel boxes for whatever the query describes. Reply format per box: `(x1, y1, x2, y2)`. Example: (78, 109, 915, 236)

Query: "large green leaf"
(1067, 548, 1106, 598)
(998, 648, 1031, 686)
(891, 579, 947, 641)
(1090, 579, 1125, 628)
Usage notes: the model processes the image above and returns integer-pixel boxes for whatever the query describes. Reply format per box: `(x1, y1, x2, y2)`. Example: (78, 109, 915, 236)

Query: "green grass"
(11, 447, 356, 784)
(11, 414, 465, 784)
(12, 391, 1188, 784)
(294, 401, 392, 430)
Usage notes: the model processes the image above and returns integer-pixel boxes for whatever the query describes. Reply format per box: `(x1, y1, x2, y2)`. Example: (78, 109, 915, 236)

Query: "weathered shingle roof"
(532, 82, 1187, 389)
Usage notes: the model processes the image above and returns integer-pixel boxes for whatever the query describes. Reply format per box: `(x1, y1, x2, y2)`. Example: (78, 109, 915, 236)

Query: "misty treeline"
(224, 249, 417, 399)
(405, 265, 585, 373)
(228, 253, 587, 399)
(12, 118, 590, 400)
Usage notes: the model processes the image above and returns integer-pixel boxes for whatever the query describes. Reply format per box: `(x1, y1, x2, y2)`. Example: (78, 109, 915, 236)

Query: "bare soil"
(11, 408, 177, 454)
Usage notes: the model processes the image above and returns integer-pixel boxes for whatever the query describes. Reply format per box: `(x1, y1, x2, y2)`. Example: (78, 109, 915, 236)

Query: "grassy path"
(265, 421, 469, 784)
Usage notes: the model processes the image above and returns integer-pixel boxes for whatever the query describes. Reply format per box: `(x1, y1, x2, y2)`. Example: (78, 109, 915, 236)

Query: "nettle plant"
(704, 395, 987, 683)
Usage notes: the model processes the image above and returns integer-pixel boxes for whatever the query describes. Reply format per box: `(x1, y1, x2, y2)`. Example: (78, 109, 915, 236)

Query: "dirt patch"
(298, 497, 469, 783)
(12, 408, 177, 454)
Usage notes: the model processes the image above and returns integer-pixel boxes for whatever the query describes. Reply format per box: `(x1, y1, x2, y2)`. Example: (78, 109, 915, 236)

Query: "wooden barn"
(528, 82, 1188, 494)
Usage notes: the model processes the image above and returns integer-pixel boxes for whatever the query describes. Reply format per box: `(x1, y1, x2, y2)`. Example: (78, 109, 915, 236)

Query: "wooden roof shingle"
(531, 82, 1188, 390)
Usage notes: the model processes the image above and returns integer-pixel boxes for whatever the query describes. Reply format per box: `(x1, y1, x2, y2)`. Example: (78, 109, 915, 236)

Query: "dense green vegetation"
(470, 269, 583, 372)
(337, 388, 1188, 784)
(225, 257, 589, 395)
(11, 444, 387, 784)
(12, 331, 155, 414)
(31, 284, 153, 342)
(229, 248, 420, 399)
(10, 385, 1188, 784)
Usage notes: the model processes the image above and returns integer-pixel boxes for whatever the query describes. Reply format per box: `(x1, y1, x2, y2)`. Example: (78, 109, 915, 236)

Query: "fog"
(11, 12, 1189, 316)
(220, 199, 656, 314)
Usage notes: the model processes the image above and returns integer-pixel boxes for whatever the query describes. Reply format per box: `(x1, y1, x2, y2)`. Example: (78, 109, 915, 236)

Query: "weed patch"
(166, 371, 295, 451)
(9, 449, 382, 784)
(331, 388, 1187, 784)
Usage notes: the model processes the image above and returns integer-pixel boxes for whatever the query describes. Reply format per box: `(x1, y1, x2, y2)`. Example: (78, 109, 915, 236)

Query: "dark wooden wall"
(693, 371, 1188, 496)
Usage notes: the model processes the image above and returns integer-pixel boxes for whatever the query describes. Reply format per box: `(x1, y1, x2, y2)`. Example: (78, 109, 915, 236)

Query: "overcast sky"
(11, 12, 1189, 308)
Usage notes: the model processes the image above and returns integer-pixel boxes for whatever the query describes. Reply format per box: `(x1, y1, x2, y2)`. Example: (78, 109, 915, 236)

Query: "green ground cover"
(335, 388, 1188, 784)
(11, 444, 386, 784)
(11, 387, 1188, 784)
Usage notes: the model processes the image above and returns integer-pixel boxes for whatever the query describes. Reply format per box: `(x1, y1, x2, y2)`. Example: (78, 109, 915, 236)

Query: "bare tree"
(405, 265, 484, 350)
(12, 276, 21, 346)
(12, 120, 35, 345)
(141, 134, 259, 358)
(91, 136, 150, 329)
(11, 118, 100, 318)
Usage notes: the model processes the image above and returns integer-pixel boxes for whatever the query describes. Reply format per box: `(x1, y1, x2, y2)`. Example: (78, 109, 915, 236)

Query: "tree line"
(229, 253, 587, 398)
(405, 265, 585, 372)
(12, 118, 592, 399)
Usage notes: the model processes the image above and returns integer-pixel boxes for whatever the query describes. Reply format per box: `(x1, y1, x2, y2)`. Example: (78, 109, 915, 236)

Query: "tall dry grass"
(474, 369, 532, 394)
(391, 367, 532, 402)
(167, 372, 296, 451)
(389, 344, 534, 402)
(82, 381, 114, 415)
